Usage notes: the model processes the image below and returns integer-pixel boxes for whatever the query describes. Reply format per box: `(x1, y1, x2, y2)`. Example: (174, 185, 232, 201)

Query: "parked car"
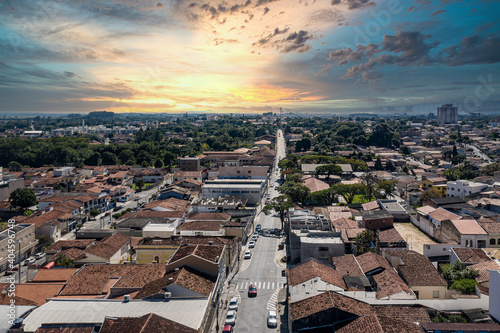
(248, 241, 255, 248)
(23, 257, 36, 266)
(105, 212, 110, 216)
(225, 310, 236, 326)
(228, 297, 239, 311)
(5, 267, 18, 276)
(265, 200, 269, 204)
(267, 310, 278, 328)
(222, 324, 233, 333)
(134, 197, 140, 201)
(248, 284, 257, 297)
(244, 250, 252, 259)
(35, 253, 46, 260)
(256, 224, 261, 231)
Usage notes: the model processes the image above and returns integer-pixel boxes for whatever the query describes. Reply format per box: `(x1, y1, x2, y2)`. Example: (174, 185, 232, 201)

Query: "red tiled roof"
(450, 219, 487, 235)
(452, 248, 490, 264)
(470, 260, 500, 283)
(8, 283, 64, 305)
(372, 269, 414, 299)
(186, 212, 231, 221)
(178, 221, 222, 231)
(335, 314, 422, 333)
(32, 268, 78, 283)
(303, 177, 330, 193)
(362, 201, 380, 211)
(378, 227, 404, 243)
(333, 255, 364, 276)
(134, 266, 216, 299)
(356, 252, 393, 274)
(35, 327, 94, 333)
(392, 250, 447, 286)
(46, 239, 95, 252)
(331, 218, 358, 231)
(84, 233, 130, 260)
(287, 259, 346, 289)
(428, 208, 460, 222)
(100, 313, 198, 333)
(169, 244, 224, 265)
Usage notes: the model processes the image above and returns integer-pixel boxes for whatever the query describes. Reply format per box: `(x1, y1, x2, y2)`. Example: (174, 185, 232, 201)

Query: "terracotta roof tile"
(35, 327, 94, 333)
(378, 227, 404, 243)
(372, 304, 431, 323)
(333, 255, 364, 276)
(49, 248, 86, 262)
(100, 313, 198, 333)
(452, 248, 490, 264)
(303, 177, 330, 193)
(138, 236, 236, 246)
(470, 260, 500, 283)
(169, 244, 224, 264)
(6, 283, 64, 305)
(134, 266, 216, 299)
(290, 291, 372, 322)
(372, 270, 414, 299)
(428, 208, 460, 221)
(335, 314, 422, 333)
(477, 218, 500, 234)
(362, 201, 380, 211)
(356, 252, 393, 274)
(178, 221, 222, 231)
(32, 268, 78, 283)
(46, 239, 95, 252)
(186, 212, 231, 221)
(112, 263, 167, 289)
(391, 250, 447, 286)
(287, 259, 346, 289)
(331, 218, 358, 231)
(84, 233, 130, 260)
(450, 219, 487, 235)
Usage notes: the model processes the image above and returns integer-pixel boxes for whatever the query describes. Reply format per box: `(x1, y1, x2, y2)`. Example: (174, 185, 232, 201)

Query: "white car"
(225, 310, 236, 326)
(228, 297, 239, 311)
(244, 250, 252, 259)
(35, 253, 46, 260)
(248, 241, 255, 248)
(267, 310, 278, 328)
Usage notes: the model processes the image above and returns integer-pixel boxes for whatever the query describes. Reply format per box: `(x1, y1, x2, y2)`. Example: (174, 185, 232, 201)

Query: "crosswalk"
(236, 281, 281, 291)
(267, 289, 279, 310)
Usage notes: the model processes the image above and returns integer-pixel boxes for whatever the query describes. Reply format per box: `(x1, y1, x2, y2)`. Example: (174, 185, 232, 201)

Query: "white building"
(437, 104, 458, 125)
(201, 179, 264, 205)
(446, 180, 488, 198)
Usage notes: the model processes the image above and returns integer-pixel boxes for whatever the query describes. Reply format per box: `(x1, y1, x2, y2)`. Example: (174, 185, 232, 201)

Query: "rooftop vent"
(123, 295, 130, 302)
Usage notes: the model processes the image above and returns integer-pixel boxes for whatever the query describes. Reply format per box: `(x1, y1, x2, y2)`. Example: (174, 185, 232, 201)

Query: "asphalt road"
(230, 129, 287, 332)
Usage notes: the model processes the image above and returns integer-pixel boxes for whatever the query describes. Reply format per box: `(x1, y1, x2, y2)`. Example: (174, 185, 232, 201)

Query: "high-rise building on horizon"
(437, 104, 458, 124)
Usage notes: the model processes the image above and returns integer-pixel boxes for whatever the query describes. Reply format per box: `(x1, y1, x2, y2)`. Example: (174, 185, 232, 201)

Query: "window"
(153, 255, 160, 263)
(498, 238, 500, 244)
(248, 170, 251, 173)
(491, 239, 496, 246)
(433, 291, 439, 298)
(318, 247, 328, 252)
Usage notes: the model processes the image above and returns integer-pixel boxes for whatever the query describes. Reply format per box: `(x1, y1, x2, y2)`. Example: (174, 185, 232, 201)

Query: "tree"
(135, 178, 146, 192)
(101, 151, 118, 165)
(90, 209, 100, 220)
(154, 159, 163, 168)
(482, 162, 500, 176)
(278, 182, 310, 203)
(262, 195, 293, 230)
(306, 187, 335, 205)
(400, 146, 410, 156)
(354, 230, 374, 255)
(295, 137, 311, 152)
(361, 173, 378, 201)
(419, 189, 442, 203)
(441, 262, 479, 287)
(374, 157, 383, 170)
(9, 188, 38, 210)
(376, 179, 397, 199)
(315, 164, 343, 180)
(333, 183, 366, 204)
(8, 161, 23, 172)
(36, 235, 53, 251)
(385, 160, 396, 172)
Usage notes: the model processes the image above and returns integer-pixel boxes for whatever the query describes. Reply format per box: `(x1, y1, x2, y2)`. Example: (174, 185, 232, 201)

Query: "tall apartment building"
(437, 104, 458, 125)
(179, 157, 200, 171)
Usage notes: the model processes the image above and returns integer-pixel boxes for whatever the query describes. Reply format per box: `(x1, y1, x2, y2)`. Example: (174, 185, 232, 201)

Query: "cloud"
(280, 30, 314, 53)
(253, 27, 289, 46)
(430, 9, 446, 17)
(439, 33, 500, 66)
(330, 0, 375, 10)
(326, 31, 439, 79)
(263, 7, 270, 15)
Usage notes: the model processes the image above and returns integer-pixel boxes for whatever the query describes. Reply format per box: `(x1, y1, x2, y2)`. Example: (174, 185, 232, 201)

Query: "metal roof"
(23, 299, 209, 332)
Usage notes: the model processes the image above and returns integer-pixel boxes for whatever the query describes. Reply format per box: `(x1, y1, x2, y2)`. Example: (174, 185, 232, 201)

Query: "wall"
(423, 243, 461, 258)
(489, 270, 500, 322)
(0, 178, 25, 201)
(411, 285, 447, 300)
(441, 220, 461, 244)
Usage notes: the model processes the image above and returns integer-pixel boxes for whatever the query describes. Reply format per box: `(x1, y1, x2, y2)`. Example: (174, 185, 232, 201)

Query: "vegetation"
(431, 311, 468, 323)
(55, 254, 74, 268)
(36, 235, 54, 252)
(450, 279, 478, 294)
(354, 230, 375, 255)
(262, 195, 293, 230)
(441, 262, 479, 289)
(9, 188, 38, 210)
(89, 209, 100, 220)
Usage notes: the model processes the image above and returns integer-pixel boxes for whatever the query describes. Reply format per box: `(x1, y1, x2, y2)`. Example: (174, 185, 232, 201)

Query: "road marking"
(257, 282, 261, 289)
(267, 289, 279, 310)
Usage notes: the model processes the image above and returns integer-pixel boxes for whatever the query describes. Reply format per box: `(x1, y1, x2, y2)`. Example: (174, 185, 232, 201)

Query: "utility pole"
(18, 241, 21, 284)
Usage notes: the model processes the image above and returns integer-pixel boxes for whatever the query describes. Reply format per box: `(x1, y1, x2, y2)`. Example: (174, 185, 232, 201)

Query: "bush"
(450, 279, 478, 295)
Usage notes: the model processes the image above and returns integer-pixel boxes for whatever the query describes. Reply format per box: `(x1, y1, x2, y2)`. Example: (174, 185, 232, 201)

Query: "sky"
(0, 0, 499, 115)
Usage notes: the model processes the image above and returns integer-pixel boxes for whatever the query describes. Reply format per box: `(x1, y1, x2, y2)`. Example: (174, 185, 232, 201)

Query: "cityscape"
(1, 0, 500, 333)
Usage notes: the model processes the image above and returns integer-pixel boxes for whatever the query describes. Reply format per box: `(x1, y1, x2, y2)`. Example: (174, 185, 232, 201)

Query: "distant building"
(437, 103, 458, 125)
(179, 157, 200, 172)
(446, 180, 488, 199)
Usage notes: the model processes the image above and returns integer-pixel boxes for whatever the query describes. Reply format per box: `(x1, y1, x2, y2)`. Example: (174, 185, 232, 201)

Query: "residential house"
(108, 171, 132, 185)
(287, 258, 346, 302)
(441, 219, 487, 248)
(158, 185, 192, 200)
(450, 248, 490, 265)
(77, 232, 131, 264)
(361, 210, 394, 230)
(166, 244, 226, 280)
(447, 180, 488, 199)
(385, 250, 448, 299)
(477, 217, 500, 247)
(172, 171, 202, 183)
(422, 176, 447, 191)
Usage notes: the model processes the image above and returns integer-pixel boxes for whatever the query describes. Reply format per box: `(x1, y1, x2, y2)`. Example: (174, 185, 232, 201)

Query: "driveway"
(393, 222, 436, 254)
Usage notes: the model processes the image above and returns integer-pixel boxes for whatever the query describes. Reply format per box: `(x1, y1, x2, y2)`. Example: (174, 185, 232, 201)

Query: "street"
(225, 129, 287, 332)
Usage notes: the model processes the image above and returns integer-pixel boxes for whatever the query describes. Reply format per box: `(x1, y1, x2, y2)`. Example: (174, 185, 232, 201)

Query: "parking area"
(393, 222, 436, 254)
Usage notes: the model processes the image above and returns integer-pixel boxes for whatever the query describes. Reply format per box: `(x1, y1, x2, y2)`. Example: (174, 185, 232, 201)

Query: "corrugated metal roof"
(23, 299, 209, 332)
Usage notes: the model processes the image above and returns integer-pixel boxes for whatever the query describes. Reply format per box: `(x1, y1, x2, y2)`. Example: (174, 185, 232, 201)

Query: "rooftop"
(450, 219, 487, 235)
(287, 259, 346, 289)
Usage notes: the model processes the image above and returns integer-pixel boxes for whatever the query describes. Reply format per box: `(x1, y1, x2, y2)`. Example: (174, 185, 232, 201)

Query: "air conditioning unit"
(165, 292, 172, 299)
(123, 295, 130, 302)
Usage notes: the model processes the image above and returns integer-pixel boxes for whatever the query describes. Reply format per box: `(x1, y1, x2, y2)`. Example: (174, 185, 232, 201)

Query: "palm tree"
(354, 230, 374, 255)
(135, 178, 145, 192)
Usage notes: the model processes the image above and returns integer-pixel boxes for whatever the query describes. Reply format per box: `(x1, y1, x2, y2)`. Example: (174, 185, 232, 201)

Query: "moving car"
(248, 241, 255, 248)
(267, 310, 278, 328)
(222, 325, 233, 333)
(23, 257, 36, 266)
(5, 267, 18, 276)
(225, 310, 236, 326)
(228, 297, 239, 311)
(35, 253, 46, 260)
(244, 250, 252, 259)
(248, 284, 257, 297)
